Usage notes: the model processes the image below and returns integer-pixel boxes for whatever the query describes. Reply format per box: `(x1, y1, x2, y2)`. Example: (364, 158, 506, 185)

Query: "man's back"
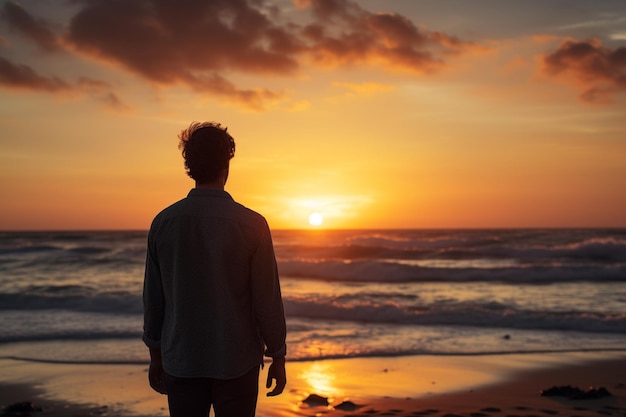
(143, 188, 286, 379)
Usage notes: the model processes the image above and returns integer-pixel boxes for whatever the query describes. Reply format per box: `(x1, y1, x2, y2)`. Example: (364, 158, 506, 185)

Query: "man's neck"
(195, 181, 224, 190)
(195, 167, 228, 190)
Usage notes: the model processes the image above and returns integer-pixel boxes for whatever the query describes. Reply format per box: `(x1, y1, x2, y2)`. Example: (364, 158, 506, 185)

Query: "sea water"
(0, 229, 625, 364)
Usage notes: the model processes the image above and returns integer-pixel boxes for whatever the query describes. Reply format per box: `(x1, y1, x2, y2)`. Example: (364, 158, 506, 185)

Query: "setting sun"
(308, 212, 324, 227)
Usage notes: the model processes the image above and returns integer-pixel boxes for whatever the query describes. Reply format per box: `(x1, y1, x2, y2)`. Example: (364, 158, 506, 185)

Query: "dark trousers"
(163, 366, 260, 417)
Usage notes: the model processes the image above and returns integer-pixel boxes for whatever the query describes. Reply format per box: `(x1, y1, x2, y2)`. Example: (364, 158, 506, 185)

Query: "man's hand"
(148, 348, 167, 395)
(265, 356, 286, 397)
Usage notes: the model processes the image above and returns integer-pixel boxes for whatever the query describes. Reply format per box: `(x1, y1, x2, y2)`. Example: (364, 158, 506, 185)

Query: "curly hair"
(178, 122, 236, 183)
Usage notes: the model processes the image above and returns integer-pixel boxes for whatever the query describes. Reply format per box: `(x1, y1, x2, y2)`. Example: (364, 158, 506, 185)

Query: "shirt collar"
(187, 188, 233, 200)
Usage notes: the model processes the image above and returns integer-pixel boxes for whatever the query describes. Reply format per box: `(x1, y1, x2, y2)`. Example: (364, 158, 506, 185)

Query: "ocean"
(0, 229, 625, 365)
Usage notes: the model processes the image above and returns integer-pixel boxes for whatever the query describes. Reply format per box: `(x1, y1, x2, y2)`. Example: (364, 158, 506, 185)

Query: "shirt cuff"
(265, 344, 286, 358)
(143, 334, 161, 350)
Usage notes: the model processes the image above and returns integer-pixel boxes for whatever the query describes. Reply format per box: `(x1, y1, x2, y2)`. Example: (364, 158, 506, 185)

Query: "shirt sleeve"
(250, 222, 287, 358)
(142, 225, 165, 350)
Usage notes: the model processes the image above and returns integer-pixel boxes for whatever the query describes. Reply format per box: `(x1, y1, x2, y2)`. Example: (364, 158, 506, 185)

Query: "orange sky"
(1, 0, 625, 230)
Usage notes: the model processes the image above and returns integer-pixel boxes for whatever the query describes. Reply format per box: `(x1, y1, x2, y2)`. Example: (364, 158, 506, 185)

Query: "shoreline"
(1, 351, 625, 417)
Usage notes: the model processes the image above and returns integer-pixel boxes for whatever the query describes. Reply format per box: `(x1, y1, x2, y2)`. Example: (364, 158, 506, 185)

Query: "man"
(143, 121, 287, 417)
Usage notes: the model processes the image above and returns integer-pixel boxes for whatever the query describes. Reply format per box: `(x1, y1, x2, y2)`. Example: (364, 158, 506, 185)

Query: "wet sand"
(1, 351, 625, 417)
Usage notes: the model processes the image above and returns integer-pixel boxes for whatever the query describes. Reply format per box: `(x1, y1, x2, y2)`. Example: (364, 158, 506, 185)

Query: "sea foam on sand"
(1, 352, 625, 417)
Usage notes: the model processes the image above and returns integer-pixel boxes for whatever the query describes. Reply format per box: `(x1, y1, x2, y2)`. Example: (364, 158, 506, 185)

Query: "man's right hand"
(265, 356, 286, 396)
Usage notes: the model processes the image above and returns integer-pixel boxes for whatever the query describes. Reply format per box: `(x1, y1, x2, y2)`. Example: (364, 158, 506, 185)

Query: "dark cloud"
(299, 0, 475, 70)
(0, 56, 69, 91)
(1, 0, 477, 110)
(0, 55, 131, 110)
(66, 0, 301, 80)
(1, 1, 61, 52)
(64, 0, 475, 87)
(63, 0, 302, 109)
(543, 38, 626, 103)
(302, 0, 361, 21)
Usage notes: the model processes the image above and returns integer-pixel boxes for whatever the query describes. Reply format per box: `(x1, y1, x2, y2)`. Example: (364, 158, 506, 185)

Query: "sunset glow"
(0, 1, 625, 230)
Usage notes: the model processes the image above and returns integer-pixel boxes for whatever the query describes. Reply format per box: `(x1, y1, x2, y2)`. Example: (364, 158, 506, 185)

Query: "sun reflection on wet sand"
(299, 362, 338, 397)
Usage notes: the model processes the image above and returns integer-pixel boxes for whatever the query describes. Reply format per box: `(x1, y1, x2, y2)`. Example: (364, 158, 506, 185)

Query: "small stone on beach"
(540, 385, 612, 400)
(302, 393, 329, 406)
(334, 400, 361, 411)
(2, 401, 43, 416)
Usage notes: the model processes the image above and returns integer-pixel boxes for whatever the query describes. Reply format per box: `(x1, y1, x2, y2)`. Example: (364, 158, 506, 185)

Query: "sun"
(308, 212, 324, 227)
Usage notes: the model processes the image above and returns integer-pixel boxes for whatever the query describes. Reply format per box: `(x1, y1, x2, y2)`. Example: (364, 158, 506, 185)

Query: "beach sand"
(1, 351, 625, 417)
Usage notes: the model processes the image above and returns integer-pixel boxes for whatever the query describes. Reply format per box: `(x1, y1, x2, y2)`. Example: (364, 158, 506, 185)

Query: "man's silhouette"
(143, 121, 287, 417)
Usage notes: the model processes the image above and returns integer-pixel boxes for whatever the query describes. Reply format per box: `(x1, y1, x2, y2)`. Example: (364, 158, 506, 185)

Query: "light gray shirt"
(143, 188, 286, 379)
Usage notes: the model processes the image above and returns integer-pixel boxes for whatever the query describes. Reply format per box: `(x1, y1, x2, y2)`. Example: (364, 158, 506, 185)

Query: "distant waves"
(0, 229, 625, 363)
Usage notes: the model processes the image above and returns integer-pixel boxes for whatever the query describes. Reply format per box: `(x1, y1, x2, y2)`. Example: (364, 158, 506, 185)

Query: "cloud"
(0, 55, 131, 111)
(298, 0, 477, 71)
(542, 38, 626, 103)
(184, 72, 284, 111)
(1, 0, 477, 110)
(77, 78, 133, 112)
(1, 1, 61, 52)
(0, 56, 70, 91)
(0, 2, 131, 108)
(61, 0, 304, 110)
(72, 1, 299, 78)
(64, 0, 475, 85)
(67, 4, 296, 72)
(98, 92, 133, 112)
